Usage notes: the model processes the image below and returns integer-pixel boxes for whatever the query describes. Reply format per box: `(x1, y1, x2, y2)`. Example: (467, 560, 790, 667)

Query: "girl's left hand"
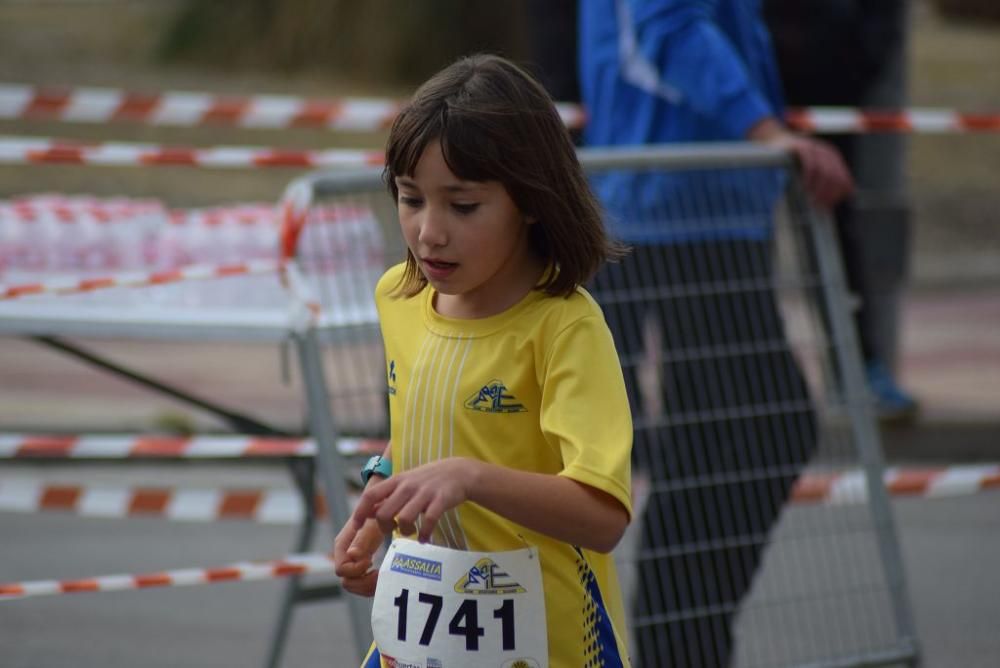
(350, 457, 478, 543)
(333, 516, 384, 597)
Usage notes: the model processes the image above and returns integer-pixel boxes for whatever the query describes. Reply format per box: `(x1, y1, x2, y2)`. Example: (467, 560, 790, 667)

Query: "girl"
(333, 54, 633, 668)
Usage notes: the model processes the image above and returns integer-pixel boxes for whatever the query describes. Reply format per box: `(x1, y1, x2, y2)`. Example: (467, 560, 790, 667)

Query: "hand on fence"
(749, 118, 855, 208)
(333, 517, 384, 597)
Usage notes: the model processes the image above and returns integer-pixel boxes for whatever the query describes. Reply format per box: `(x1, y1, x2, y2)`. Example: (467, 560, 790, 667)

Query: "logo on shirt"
(454, 557, 526, 595)
(464, 379, 526, 413)
(387, 359, 397, 395)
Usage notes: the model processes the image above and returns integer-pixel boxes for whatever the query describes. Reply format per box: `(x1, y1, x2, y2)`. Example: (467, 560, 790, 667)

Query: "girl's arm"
(349, 456, 630, 554)
(469, 461, 630, 553)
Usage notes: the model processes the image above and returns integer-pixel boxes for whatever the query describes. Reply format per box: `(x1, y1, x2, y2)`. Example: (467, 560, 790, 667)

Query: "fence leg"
(263, 458, 319, 668)
(293, 329, 372, 664)
(792, 185, 921, 666)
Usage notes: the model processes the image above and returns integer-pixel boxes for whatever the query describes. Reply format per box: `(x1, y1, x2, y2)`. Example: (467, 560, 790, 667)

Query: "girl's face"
(395, 140, 543, 319)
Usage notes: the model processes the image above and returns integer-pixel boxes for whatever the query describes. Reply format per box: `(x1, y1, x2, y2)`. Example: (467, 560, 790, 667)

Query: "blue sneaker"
(865, 361, 919, 423)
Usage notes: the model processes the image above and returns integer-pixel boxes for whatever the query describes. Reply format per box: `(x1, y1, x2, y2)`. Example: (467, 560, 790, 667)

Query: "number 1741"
(393, 588, 516, 652)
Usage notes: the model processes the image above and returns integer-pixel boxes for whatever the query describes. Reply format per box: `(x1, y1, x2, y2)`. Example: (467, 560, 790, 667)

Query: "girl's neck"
(434, 252, 547, 320)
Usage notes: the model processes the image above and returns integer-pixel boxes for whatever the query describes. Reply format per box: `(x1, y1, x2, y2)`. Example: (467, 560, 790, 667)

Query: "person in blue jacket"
(578, 1, 853, 666)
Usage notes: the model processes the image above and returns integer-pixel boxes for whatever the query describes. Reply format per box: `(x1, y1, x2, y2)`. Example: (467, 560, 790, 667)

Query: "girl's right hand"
(333, 517, 384, 597)
(350, 457, 475, 543)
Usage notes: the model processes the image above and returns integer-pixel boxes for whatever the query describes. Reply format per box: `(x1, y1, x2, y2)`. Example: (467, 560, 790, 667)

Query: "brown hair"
(384, 53, 623, 298)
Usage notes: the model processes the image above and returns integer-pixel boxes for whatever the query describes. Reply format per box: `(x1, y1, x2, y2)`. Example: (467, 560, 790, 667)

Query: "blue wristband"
(360, 455, 392, 485)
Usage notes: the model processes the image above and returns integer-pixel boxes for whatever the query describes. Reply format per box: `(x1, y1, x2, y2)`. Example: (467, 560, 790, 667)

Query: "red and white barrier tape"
(0, 551, 335, 600)
(0, 136, 382, 169)
(2, 465, 996, 528)
(634, 464, 1000, 509)
(792, 464, 1000, 504)
(5, 83, 1000, 134)
(0, 83, 587, 132)
(0, 479, 329, 525)
(0, 196, 361, 227)
(3, 110, 993, 175)
(1, 464, 996, 600)
(0, 258, 282, 300)
(785, 107, 1000, 134)
(0, 433, 386, 459)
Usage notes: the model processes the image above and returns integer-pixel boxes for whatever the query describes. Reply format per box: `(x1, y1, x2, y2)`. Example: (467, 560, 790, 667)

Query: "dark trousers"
(828, 135, 911, 368)
(590, 240, 818, 667)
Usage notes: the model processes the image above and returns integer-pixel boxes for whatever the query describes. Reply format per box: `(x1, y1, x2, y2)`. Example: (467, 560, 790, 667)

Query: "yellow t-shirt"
(371, 263, 633, 668)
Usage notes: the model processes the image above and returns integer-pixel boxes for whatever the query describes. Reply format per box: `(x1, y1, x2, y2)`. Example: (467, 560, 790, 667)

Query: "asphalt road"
(1, 463, 997, 668)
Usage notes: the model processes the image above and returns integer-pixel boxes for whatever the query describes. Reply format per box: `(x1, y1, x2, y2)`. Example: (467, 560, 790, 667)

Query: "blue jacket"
(579, 0, 787, 243)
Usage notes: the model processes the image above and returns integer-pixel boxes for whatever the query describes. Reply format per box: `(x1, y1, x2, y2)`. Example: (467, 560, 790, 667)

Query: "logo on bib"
(464, 379, 526, 413)
(501, 659, 541, 668)
(454, 557, 527, 595)
(380, 654, 420, 668)
(390, 552, 442, 581)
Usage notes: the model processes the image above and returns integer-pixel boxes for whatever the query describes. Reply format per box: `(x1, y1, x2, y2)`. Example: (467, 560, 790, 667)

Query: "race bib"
(371, 538, 548, 668)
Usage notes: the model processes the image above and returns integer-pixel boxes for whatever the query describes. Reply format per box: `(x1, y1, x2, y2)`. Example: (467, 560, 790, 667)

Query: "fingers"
(351, 478, 399, 537)
(374, 489, 419, 536)
(810, 143, 851, 206)
(353, 520, 386, 555)
(334, 519, 380, 596)
(392, 491, 438, 540)
(332, 520, 359, 564)
(417, 498, 447, 543)
(334, 515, 385, 580)
(341, 570, 379, 597)
(347, 460, 468, 542)
(763, 130, 853, 209)
(336, 556, 372, 579)
(342, 543, 375, 573)
(792, 138, 854, 209)
(349, 478, 392, 526)
(350, 477, 407, 536)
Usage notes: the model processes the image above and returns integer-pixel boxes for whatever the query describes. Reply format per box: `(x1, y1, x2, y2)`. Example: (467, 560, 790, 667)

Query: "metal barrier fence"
(286, 143, 918, 667)
(0, 193, 385, 666)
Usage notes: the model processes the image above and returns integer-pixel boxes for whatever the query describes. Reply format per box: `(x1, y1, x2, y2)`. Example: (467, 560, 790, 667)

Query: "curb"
(880, 419, 1000, 464)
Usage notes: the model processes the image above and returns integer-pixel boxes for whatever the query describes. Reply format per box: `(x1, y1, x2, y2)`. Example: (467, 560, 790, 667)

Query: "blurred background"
(0, 0, 996, 445)
(0, 0, 995, 263)
(0, 0, 997, 276)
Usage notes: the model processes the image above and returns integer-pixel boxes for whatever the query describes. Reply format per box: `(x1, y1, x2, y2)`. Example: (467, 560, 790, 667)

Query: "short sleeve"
(540, 313, 633, 517)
